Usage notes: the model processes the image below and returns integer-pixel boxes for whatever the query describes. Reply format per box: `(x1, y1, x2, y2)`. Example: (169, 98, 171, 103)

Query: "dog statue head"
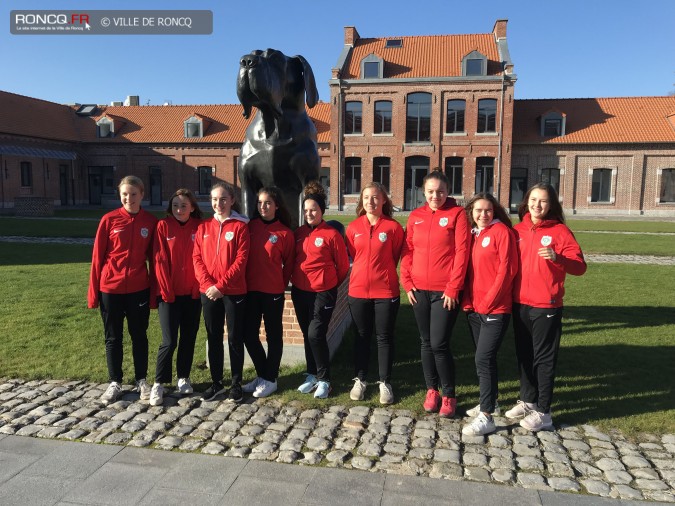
(236, 48, 321, 229)
(236, 48, 318, 122)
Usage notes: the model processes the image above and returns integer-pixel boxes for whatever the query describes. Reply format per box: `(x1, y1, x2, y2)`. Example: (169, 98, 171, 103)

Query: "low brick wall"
(222, 269, 352, 363)
(14, 197, 54, 217)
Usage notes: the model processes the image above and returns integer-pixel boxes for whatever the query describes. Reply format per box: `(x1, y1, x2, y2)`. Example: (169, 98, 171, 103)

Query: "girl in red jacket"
(401, 170, 470, 417)
(149, 188, 203, 406)
(346, 182, 404, 405)
(292, 182, 350, 399)
(461, 193, 517, 436)
(193, 182, 250, 403)
(88, 175, 157, 405)
(505, 183, 586, 431)
(242, 187, 295, 398)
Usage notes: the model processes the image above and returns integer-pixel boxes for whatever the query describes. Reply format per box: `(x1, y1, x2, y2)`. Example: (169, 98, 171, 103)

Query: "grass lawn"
(0, 239, 673, 436)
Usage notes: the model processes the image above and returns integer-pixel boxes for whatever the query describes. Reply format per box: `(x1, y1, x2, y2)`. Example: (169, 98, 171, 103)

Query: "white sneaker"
(350, 378, 367, 401)
(505, 400, 537, 420)
(242, 377, 262, 394)
(520, 410, 554, 432)
(466, 401, 501, 418)
(378, 381, 394, 405)
(252, 379, 278, 398)
(462, 412, 497, 436)
(100, 382, 121, 405)
(136, 378, 151, 401)
(177, 378, 193, 395)
(149, 383, 164, 406)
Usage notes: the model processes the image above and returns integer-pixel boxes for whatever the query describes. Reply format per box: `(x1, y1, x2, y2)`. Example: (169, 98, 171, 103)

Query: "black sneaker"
(201, 382, 225, 401)
(228, 383, 243, 403)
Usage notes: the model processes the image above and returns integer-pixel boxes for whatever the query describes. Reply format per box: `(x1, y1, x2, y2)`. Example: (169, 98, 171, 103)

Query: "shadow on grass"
(0, 242, 91, 265)
(327, 303, 674, 429)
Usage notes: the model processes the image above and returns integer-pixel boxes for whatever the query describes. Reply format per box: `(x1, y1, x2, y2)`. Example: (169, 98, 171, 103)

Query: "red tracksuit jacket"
(193, 212, 250, 296)
(463, 220, 518, 315)
(291, 221, 350, 292)
(88, 207, 158, 308)
(153, 216, 201, 303)
(346, 214, 404, 299)
(513, 213, 587, 308)
(246, 218, 295, 294)
(400, 200, 470, 300)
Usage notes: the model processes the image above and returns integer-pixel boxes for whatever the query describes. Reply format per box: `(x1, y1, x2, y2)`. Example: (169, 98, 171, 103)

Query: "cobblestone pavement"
(1, 378, 673, 503)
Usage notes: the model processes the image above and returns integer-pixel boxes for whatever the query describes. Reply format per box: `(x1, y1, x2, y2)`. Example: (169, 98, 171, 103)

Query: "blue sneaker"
(313, 381, 331, 399)
(297, 374, 318, 394)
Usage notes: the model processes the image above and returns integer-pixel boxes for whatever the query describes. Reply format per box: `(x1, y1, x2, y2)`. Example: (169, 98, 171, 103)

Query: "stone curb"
(0, 378, 673, 502)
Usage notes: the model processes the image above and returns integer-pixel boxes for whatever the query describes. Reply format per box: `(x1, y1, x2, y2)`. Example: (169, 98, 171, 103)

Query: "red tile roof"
(342, 34, 503, 79)
(0, 90, 331, 144)
(0, 90, 80, 142)
(514, 97, 675, 144)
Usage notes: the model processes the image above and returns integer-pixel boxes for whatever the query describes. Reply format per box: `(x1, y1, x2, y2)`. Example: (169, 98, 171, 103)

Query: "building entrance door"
(405, 166, 427, 210)
(150, 167, 162, 206)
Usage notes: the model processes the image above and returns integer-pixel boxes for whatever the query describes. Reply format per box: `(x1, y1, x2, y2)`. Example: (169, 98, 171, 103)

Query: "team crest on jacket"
(482, 236, 491, 248)
(225, 231, 234, 242)
(140, 227, 148, 238)
(191, 233, 195, 242)
(541, 236, 552, 246)
(378, 232, 388, 243)
(269, 234, 278, 244)
(314, 237, 324, 247)
(439, 217, 448, 227)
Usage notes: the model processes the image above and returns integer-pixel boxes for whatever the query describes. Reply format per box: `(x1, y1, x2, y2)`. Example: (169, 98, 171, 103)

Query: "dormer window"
(96, 117, 114, 138)
(184, 115, 203, 138)
(385, 39, 403, 48)
(462, 50, 487, 77)
(360, 53, 383, 79)
(540, 111, 566, 137)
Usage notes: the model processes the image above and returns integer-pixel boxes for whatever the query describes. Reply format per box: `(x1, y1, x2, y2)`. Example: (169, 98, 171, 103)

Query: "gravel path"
(1, 378, 673, 502)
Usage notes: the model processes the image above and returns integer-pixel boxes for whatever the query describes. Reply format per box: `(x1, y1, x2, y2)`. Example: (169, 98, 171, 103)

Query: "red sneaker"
(439, 396, 457, 418)
(423, 389, 441, 413)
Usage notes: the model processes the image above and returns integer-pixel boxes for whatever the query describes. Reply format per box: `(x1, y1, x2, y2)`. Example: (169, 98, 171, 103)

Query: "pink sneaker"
(423, 389, 441, 413)
(439, 396, 457, 418)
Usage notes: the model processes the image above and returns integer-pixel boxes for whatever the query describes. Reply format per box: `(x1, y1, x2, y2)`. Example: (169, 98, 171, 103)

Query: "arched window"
(541, 168, 560, 195)
(446, 100, 465, 134)
(344, 157, 361, 194)
(406, 92, 432, 143)
(374, 101, 392, 134)
(345, 102, 362, 134)
(477, 99, 497, 133)
(660, 169, 675, 203)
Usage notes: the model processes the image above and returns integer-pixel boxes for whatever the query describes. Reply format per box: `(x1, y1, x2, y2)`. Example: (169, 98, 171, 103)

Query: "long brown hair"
(257, 186, 292, 228)
(464, 193, 512, 228)
(355, 182, 393, 218)
(166, 188, 203, 219)
(517, 183, 565, 223)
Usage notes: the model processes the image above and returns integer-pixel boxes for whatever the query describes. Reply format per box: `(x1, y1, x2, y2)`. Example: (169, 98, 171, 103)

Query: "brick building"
(1, 19, 674, 217)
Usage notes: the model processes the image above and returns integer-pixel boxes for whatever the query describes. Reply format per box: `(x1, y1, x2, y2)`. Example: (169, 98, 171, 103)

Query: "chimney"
(492, 19, 507, 40)
(124, 95, 140, 106)
(344, 26, 360, 46)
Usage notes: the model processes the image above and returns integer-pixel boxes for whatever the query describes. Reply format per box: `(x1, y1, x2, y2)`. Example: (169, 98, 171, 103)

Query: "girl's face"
(119, 183, 143, 214)
(211, 187, 233, 218)
(171, 194, 194, 223)
(424, 178, 448, 211)
(472, 199, 494, 229)
(257, 192, 278, 221)
(362, 187, 383, 217)
(304, 199, 322, 226)
(528, 188, 551, 223)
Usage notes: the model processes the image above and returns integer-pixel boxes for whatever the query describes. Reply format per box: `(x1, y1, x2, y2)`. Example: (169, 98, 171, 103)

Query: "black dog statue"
(237, 48, 320, 229)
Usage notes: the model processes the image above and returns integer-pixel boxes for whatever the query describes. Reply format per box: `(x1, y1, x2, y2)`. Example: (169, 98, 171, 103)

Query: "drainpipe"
(496, 63, 506, 203)
(337, 79, 344, 211)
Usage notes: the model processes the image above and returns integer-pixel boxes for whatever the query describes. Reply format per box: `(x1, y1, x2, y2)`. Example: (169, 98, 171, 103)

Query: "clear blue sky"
(2, 0, 674, 106)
